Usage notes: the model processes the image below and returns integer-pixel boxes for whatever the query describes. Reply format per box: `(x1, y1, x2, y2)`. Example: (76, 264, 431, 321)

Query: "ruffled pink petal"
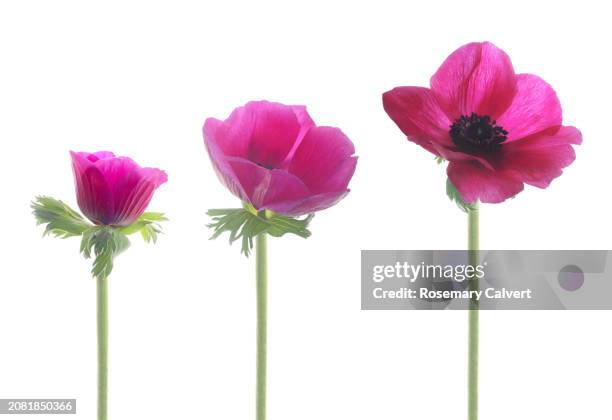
(226, 157, 310, 210)
(496, 74, 562, 142)
(499, 126, 581, 188)
(382, 87, 452, 148)
(288, 126, 357, 194)
(447, 160, 524, 204)
(430, 42, 516, 120)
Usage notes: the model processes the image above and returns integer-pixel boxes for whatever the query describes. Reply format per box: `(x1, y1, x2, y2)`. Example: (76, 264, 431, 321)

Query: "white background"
(1, 1, 610, 419)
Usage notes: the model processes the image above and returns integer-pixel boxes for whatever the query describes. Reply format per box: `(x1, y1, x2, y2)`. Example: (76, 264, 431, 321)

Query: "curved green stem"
(256, 232, 267, 420)
(468, 203, 479, 420)
(97, 276, 108, 420)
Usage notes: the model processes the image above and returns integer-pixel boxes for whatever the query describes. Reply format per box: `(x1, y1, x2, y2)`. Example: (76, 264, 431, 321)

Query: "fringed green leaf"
(118, 212, 168, 243)
(207, 204, 314, 257)
(80, 227, 131, 279)
(33, 195, 165, 278)
(31, 196, 93, 237)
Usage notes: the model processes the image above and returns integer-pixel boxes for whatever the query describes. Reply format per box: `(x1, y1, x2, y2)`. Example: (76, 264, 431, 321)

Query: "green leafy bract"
(33, 196, 166, 278)
(119, 212, 168, 243)
(31, 196, 92, 237)
(207, 203, 314, 257)
(80, 227, 131, 279)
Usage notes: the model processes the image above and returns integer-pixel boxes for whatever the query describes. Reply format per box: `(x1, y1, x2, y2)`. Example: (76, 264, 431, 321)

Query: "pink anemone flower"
(383, 41, 581, 203)
(70, 151, 167, 226)
(203, 100, 357, 216)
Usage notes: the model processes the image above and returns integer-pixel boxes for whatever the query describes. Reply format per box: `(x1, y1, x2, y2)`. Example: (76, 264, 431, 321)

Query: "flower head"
(203, 100, 357, 216)
(70, 151, 167, 226)
(383, 42, 581, 203)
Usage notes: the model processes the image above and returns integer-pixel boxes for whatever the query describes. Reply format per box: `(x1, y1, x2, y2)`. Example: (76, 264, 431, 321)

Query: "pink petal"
(203, 137, 250, 203)
(496, 74, 562, 142)
(430, 42, 517, 120)
(203, 107, 254, 159)
(499, 126, 581, 188)
(245, 101, 303, 169)
(89, 151, 115, 161)
(382, 86, 452, 148)
(271, 190, 351, 216)
(203, 101, 311, 169)
(70, 151, 167, 226)
(288, 126, 357, 194)
(70, 151, 114, 225)
(226, 157, 310, 210)
(203, 101, 356, 216)
(291, 105, 315, 144)
(281, 105, 316, 165)
(111, 166, 168, 226)
(430, 143, 495, 170)
(447, 160, 524, 204)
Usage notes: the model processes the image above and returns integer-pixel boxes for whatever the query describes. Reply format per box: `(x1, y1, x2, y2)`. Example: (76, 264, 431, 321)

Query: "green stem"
(468, 203, 479, 420)
(256, 232, 267, 420)
(97, 276, 108, 420)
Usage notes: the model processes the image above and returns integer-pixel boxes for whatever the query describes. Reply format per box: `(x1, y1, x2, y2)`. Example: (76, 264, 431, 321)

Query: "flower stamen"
(450, 113, 508, 153)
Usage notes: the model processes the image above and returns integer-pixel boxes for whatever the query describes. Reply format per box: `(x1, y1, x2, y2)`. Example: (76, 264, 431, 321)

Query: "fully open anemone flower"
(383, 41, 582, 204)
(203, 100, 358, 216)
(70, 151, 168, 226)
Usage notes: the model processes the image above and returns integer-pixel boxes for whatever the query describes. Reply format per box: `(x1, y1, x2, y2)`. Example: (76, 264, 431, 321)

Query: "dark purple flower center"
(450, 113, 508, 153)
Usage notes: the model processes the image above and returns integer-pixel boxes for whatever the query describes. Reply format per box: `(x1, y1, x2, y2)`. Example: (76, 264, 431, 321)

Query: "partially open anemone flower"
(70, 151, 168, 226)
(203, 100, 357, 420)
(203, 100, 357, 216)
(32, 151, 167, 420)
(383, 41, 581, 204)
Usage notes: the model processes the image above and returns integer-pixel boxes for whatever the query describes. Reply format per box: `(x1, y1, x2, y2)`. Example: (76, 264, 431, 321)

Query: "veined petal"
(112, 167, 168, 226)
(281, 105, 316, 166)
(447, 160, 524, 204)
(269, 190, 351, 217)
(431, 42, 517, 120)
(430, 143, 495, 170)
(383, 86, 452, 147)
(497, 74, 562, 142)
(70, 151, 166, 226)
(203, 107, 254, 159)
(204, 136, 250, 203)
(225, 158, 310, 210)
(246, 101, 303, 169)
(203, 101, 357, 216)
(70, 151, 114, 225)
(288, 126, 357, 194)
(499, 126, 581, 188)
(90, 157, 167, 226)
